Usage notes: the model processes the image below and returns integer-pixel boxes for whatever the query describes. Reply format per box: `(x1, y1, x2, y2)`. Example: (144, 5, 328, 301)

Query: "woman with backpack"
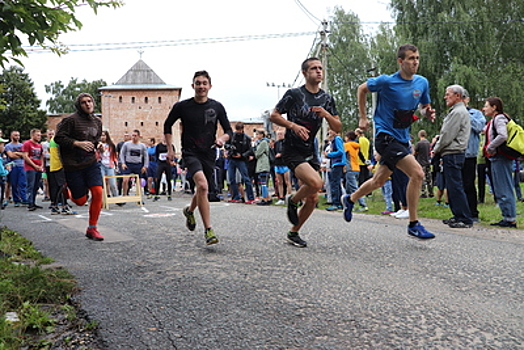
(482, 96, 517, 228)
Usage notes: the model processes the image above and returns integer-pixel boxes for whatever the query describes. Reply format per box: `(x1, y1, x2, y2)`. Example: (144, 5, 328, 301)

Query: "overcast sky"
(17, 0, 393, 121)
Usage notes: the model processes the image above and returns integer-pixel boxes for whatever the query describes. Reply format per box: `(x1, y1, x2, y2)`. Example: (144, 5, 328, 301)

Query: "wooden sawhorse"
(102, 174, 144, 210)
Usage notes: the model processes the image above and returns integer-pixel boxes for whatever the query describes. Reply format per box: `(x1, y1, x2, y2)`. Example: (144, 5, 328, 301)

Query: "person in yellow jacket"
(344, 131, 367, 210)
(355, 128, 371, 186)
(48, 137, 77, 215)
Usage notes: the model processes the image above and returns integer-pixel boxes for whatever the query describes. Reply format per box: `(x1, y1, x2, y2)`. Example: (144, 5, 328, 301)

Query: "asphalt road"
(1, 193, 523, 350)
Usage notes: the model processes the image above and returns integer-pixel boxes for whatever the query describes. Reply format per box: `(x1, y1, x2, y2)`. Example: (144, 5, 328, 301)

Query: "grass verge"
(0, 227, 100, 350)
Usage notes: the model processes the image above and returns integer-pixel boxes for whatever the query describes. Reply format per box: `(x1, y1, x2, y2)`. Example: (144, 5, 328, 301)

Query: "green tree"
(326, 7, 373, 132)
(390, 0, 524, 124)
(368, 23, 399, 77)
(0, 66, 47, 138)
(45, 78, 107, 114)
(0, 0, 122, 67)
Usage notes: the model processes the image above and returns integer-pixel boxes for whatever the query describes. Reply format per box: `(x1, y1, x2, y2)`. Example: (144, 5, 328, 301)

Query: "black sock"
(409, 221, 418, 228)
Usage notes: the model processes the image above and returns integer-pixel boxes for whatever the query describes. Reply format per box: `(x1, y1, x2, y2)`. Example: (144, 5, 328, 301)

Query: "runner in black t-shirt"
(164, 70, 232, 245)
(270, 57, 342, 248)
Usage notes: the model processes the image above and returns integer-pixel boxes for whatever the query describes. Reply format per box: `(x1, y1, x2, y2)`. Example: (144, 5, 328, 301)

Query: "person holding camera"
(226, 122, 255, 204)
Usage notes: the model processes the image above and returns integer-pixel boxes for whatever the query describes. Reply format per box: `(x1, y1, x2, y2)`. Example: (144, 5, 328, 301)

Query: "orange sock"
(88, 186, 103, 226)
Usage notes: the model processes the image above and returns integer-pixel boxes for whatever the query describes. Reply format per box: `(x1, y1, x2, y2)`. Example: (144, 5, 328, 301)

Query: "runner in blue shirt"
(342, 44, 437, 240)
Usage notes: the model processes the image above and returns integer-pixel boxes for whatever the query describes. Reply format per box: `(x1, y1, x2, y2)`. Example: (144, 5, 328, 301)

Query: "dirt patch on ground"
(20, 299, 104, 349)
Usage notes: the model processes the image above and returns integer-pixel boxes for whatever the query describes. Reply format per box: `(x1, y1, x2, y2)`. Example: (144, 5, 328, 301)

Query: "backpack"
(493, 115, 524, 160)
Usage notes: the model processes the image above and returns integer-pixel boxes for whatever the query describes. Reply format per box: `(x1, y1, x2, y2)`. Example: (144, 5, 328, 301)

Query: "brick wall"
(100, 89, 182, 151)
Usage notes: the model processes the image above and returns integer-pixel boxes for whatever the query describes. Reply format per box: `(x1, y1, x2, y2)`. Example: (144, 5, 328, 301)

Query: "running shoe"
(244, 199, 256, 204)
(442, 217, 458, 225)
(183, 206, 196, 231)
(286, 195, 301, 226)
(490, 220, 517, 228)
(287, 231, 307, 248)
(448, 221, 472, 228)
(153, 196, 160, 202)
(407, 222, 435, 240)
(85, 227, 104, 241)
(395, 210, 410, 219)
(205, 228, 219, 245)
(356, 206, 369, 212)
(275, 199, 285, 205)
(341, 194, 354, 222)
(61, 205, 78, 215)
(391, 209, 407, 217)
(50, 206, 61, 215)
(325, 205, 342, 211)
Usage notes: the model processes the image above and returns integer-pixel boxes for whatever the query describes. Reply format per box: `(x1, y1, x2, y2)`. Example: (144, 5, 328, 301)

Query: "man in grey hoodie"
(432, 84, 473, 228)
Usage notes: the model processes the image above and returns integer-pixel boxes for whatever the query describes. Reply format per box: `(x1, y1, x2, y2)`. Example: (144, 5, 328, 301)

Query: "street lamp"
(266, 82, 292, 100)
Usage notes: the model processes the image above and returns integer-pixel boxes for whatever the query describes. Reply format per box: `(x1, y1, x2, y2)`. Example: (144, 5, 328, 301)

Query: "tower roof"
(115, 59, 165, 85)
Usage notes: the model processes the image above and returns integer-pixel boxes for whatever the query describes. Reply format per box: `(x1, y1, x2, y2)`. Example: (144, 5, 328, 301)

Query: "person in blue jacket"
(325, 129, 346, 211)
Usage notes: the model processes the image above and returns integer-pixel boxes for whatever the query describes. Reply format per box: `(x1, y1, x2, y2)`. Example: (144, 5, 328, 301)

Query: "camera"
(224, 143, 237, 152)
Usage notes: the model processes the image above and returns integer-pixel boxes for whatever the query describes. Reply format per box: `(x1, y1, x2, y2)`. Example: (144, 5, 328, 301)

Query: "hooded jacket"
(54, 93, 102, 171)
(327, 135, 346, 167)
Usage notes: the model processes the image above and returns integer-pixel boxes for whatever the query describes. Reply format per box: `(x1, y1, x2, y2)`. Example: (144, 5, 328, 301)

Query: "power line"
(293, 0, 322, 25)
(22, 32, 317, 54)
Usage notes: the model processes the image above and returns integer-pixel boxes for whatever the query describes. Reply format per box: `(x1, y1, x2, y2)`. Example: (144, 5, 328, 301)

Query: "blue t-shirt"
(147, 146, 157, 164)
(367, 71, 431, 143)
(4, 142, 24, 167)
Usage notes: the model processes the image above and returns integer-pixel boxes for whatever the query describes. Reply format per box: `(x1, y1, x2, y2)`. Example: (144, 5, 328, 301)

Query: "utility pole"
(319, 20, 329, 152)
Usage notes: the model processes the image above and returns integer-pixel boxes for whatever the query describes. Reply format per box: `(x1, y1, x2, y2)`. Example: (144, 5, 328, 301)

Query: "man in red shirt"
(22, 129, 44, 211)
